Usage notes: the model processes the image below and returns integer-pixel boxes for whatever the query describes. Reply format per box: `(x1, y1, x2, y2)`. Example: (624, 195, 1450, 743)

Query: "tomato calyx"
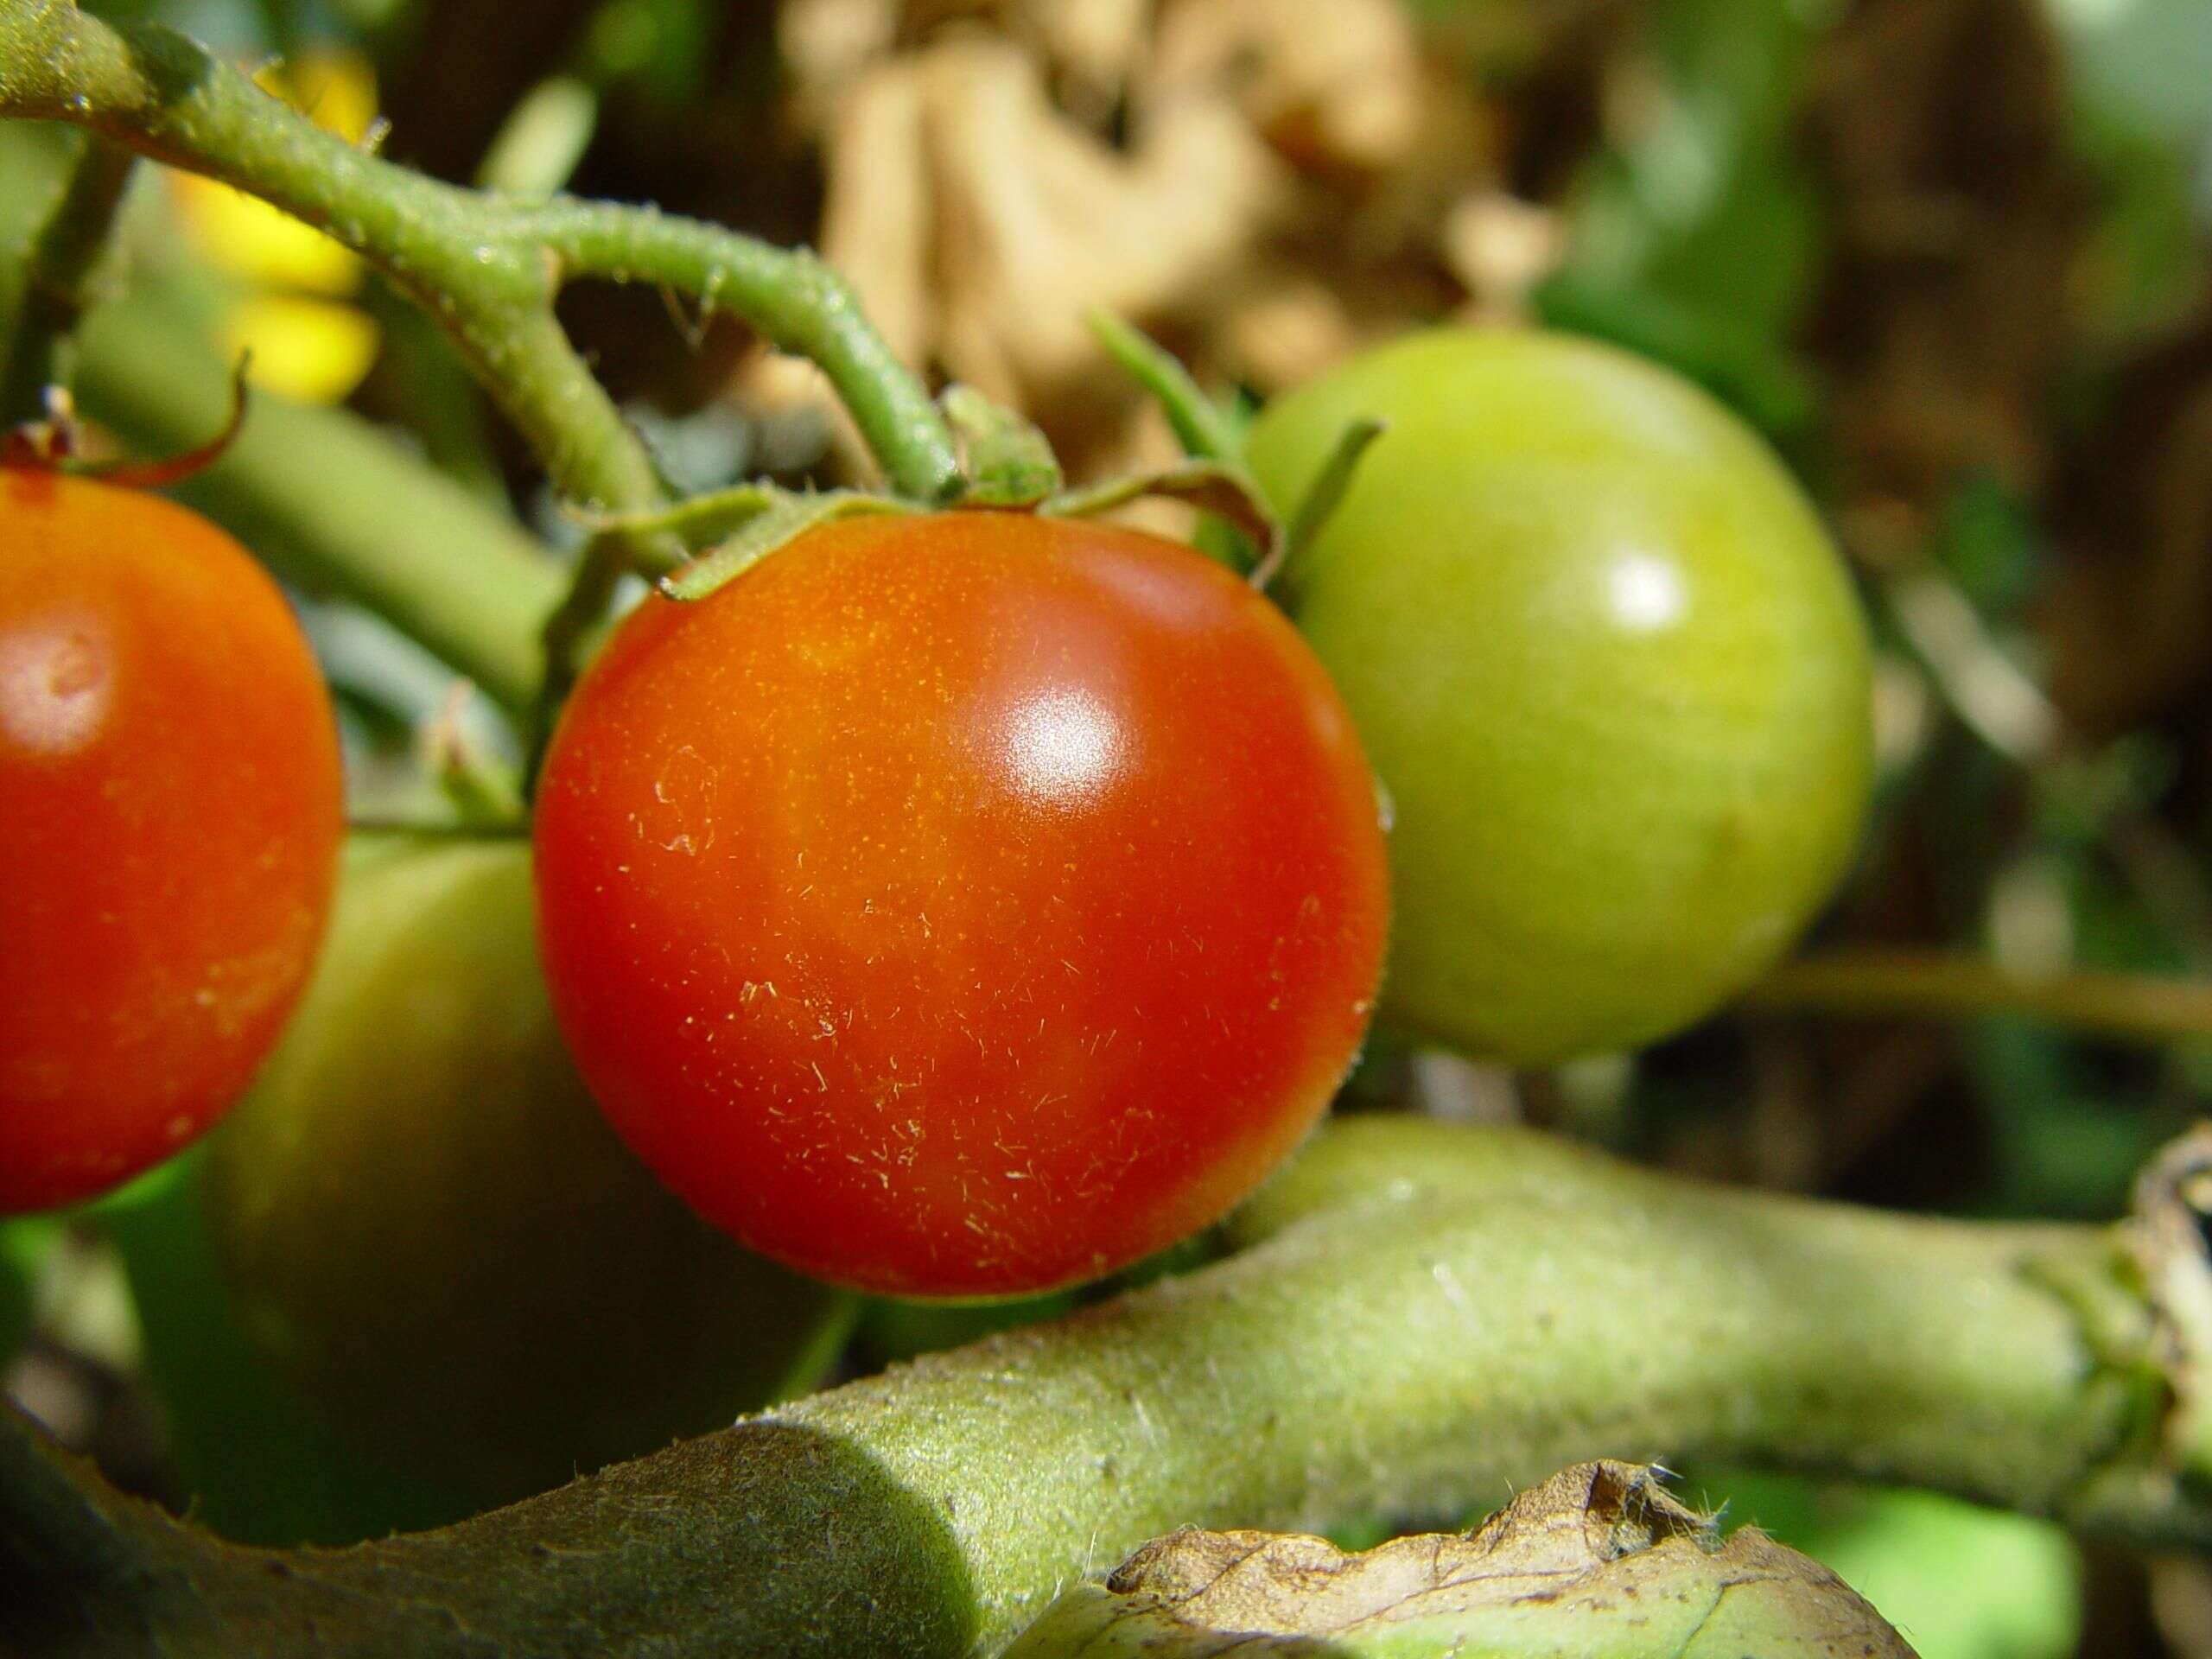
(939, 384, 1064, 508)
(1, 360, 251, 486)
(579, 366, 1372, 612)
(0, 385, 79, 468)
(1085, 313, 1383, 594)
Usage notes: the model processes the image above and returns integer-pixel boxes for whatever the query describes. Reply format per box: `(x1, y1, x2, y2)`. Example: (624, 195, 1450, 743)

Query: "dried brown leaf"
(1005, 1461, 1917, 1656)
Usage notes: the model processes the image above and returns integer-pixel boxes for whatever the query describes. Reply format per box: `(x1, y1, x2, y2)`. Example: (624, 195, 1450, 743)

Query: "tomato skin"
(206, 841, 851, 1504)
(1246, 330, 1872, 1064)
(533, 511, 1389, 1298)
(0, 472, 342, 1212)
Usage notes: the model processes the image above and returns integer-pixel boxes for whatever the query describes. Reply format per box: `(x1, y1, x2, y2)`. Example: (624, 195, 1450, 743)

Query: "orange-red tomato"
(533, 512, 1389, 1297)
(0, 471, 342, 1212)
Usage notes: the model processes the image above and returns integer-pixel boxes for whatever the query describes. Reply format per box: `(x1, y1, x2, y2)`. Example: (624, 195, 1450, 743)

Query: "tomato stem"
(1745, 948, 2212, 1046)
(346, 817, 531, 841)
(940, 385, 1063, 507)
(0, 130, 133, 426)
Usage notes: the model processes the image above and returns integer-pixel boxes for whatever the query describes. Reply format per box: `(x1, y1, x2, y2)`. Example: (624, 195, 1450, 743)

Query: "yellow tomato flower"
(218, 295, 382, 404)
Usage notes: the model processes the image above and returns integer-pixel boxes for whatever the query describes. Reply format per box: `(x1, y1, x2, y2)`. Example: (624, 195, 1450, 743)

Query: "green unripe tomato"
(204, 839, 853, 1504)
(1247, 330, 1872, 1063)
(100, 1152, 469, 1545)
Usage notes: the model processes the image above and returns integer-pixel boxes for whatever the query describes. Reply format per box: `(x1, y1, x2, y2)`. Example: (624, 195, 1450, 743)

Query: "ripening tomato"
(1246, 330, 1872, 1064)
(206, 840, 852, 1503)
(533, 511, 1389, 1298)
(0, 471, 342, 1212)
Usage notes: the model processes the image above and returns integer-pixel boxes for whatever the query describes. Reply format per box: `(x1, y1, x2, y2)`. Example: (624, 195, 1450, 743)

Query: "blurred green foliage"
(1535, 0, 1828, 437)
(1706, 1468, 2082, 1659)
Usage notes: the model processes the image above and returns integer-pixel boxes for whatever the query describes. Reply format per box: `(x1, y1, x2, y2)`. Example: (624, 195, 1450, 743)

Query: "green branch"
(7, 1117, 2209, 1656)
(0, 0, 960, 509)
(73, 290, 560, 717)
(1747, 949, 2212, 1046)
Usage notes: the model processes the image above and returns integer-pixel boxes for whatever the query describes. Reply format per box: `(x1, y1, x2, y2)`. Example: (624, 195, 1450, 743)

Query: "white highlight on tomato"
(1605, 552, 1687, 634)
(1001, 687, 1123, 805)
(0, 620, 111, 756)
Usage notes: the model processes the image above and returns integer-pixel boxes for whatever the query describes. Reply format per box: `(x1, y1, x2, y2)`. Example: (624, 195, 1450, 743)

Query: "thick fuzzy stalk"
(5, 1119, 2209, 1657)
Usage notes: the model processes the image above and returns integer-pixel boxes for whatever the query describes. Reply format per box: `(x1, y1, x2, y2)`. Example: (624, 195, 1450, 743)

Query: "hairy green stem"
(0, 0, 959, 508)
(1748, 948, 2212, 1046)
(5, 1118, 2208, 1657)
(0, 125, 131, 423)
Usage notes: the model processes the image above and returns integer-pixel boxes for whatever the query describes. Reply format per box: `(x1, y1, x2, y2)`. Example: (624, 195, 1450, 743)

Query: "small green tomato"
(204, 839, 853, 1504)
(1247, 330, 1872, 1063)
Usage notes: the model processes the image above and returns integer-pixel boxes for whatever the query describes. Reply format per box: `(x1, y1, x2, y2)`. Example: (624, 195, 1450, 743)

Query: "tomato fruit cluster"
(0, 472, 341, 1212)
(533, 511, 1391, 1298)
(1246, 331, 1873, 1064)
(7, 324, 1868, 1357)
(205, 840, 851, 1502)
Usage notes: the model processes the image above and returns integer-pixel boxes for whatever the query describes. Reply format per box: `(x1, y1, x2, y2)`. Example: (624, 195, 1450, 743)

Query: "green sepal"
(660, 489, 915, 602)
(943, 384, 1064, 507)
(1085, 313, 1382, 590)
(1250, 415, 1386, 593)
(1042, 460, 1277, 551)
(572, 481, 782, 570)
(1085, 309, 1245, 465)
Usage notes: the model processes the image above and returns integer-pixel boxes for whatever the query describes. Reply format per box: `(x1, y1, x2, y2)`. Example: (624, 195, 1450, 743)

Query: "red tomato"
(0, 471, 342, 1212)
(533, 512, 1389, 1297)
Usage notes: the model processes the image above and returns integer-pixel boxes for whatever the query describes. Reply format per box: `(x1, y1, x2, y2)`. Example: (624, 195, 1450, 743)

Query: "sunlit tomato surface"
(1247, 330, 1872, 1064)
(533, 512, 1389, 1298)
(0, 472, 342, 1211)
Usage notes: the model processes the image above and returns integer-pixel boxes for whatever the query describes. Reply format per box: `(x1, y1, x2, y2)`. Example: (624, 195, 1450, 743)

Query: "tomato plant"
(0, 470, 342, 1212)
(1245, 330, 1872, 1065)
(532, 510, 1390, 1298)
(204, 838, 854, 1503)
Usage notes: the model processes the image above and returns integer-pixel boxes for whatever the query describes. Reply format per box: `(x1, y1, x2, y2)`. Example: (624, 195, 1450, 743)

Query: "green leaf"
(2049, 0, 2212, 339)
(1536, 0, 1828, 438)
(0, 1215, 58, 1369)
